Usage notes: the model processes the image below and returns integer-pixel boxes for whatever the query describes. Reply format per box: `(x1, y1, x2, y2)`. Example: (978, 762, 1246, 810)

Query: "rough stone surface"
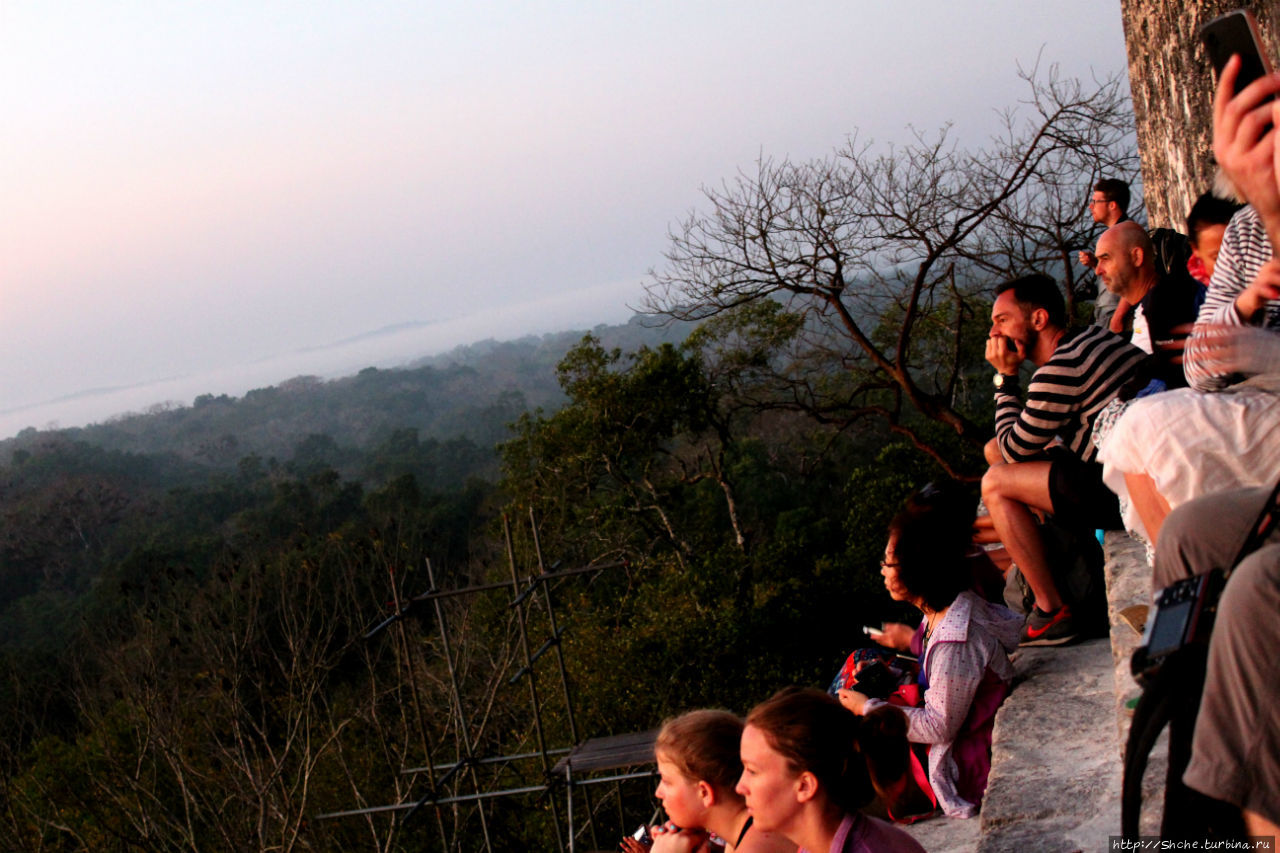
(1119, 1, 1280, 229)
(902, 811, 981, 853)
(1105, 531, 1150, 746)
(976, 640, 1121, 852)
(1104, 530, 1169, 836)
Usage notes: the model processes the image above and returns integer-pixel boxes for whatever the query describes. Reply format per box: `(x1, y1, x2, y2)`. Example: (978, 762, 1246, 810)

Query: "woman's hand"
(647, 823, 712, 853)
(868, 622, 914, 652)
(837, 688, 870, 715)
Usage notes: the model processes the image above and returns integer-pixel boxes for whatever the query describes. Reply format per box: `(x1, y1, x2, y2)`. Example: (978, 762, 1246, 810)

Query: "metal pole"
(504, 514, 567, 852)
(424, 558, 494, 851)
(566, 764, 575, 853)
(388, 566, 449, 849)
(528, 507, 600, 852)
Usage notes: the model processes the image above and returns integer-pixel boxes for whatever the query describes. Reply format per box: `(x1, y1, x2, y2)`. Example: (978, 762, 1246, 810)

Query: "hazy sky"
(1, 1, 1130, 438)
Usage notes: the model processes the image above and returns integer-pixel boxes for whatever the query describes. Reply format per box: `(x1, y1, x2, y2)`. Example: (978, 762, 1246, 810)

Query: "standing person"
(737, 688, 926, 853)
(622, 710, 795, 853)
(1078, 178, 1132, 329)
(982, 273, 1147, 645)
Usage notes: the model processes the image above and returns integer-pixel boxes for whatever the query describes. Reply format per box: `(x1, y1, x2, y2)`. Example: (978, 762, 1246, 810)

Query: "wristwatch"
(992, 373, 1018, 391)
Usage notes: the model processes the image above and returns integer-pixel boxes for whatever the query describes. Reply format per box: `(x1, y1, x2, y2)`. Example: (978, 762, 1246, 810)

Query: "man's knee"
(984, 437, 1005, 467)
(982, 460, 1023, 504)
(981, 464, 1004, 503)
(1153, 500, 1201, 587)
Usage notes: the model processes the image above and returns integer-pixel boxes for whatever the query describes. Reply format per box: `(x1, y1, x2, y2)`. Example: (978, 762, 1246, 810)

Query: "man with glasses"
(1078, 179, 1133, 329)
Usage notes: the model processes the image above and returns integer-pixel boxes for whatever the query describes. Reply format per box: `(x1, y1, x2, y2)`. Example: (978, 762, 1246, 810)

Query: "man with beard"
(1094, 220, 1201, 389)
(980, 274, 1147, 645)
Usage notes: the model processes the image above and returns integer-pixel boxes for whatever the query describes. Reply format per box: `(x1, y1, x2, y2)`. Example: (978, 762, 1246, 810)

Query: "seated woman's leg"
(1123, 471, 1173, 546)
(1152, 486, 1272, 590)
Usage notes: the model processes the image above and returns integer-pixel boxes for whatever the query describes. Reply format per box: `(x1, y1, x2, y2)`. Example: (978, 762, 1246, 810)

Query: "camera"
(1131, 569, 1227, 686)
(851, 660, 900, 700)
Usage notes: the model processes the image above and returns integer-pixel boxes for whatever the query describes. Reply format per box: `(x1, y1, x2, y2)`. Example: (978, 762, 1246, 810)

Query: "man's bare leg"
(981, 460, 1061, 612)
(1124, 471, 1172, 547)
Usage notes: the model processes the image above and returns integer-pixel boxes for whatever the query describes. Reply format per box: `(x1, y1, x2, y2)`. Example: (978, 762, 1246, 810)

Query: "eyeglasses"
(1087, 197, 1109, 207)
(879, 560, 900, 569)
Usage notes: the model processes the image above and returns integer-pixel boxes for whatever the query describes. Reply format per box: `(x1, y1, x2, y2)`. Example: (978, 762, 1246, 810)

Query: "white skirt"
(1098, 378, 1280, 542)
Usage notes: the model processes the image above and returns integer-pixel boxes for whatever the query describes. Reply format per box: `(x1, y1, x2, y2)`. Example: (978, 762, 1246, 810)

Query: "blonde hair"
(654, 709, 744, 793)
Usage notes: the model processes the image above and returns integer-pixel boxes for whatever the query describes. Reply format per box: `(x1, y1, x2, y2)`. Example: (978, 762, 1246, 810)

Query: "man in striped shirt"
(980, 274, 1147, 645)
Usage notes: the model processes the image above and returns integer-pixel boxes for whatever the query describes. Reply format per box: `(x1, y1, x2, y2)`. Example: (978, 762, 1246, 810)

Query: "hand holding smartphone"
(1201, 10, 1274, 95)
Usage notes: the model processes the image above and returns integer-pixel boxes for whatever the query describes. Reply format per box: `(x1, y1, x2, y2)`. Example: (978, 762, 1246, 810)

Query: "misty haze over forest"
(0, 278, 642, 440)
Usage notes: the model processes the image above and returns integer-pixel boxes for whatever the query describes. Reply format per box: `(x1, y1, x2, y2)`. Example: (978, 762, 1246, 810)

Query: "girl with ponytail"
(621, 709, 795, 853)
(737, 688, 925, 853)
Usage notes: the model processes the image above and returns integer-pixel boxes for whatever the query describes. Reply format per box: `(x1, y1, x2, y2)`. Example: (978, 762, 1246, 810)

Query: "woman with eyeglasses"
(838, 484, 1021, 819)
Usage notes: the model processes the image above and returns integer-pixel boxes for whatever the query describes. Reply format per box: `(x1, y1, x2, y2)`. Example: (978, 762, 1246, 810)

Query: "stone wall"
(1120, 1, 1279, 228)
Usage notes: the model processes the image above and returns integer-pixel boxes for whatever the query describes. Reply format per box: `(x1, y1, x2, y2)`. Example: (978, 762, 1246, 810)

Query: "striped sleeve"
(1184, 206, 1275, 391)
(994, 327, 1147, 464)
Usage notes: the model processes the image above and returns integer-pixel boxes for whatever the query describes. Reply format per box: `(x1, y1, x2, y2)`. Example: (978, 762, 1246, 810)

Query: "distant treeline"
(0, 315, 692, 483)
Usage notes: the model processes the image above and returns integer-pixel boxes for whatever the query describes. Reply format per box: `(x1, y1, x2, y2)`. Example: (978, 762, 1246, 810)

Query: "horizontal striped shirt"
(994, 325, 1147, 464)
(1184, 205, 1280, 391)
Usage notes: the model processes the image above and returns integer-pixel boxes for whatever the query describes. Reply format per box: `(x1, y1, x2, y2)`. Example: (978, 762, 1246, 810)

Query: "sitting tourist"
(622, 710, 795, 853)
(1152, 484, 1280, 837)
(836, 490, 1021, 819)
(1093, 220, 1201, 388)
(981, 273, 1146, 644)
(1097, 56, 1280, 549)
(1184, 190, 1241, 293)
(738, 688, 926, 853)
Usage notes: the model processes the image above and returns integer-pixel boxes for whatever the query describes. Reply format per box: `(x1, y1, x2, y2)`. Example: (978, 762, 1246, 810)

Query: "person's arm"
(1108, 297, 1134, 334)
(984, 335, 1049, 464)
(891, 639, 986, 746)
(1185, 212, 1273, 389)
(1213, 56, 1280, 248)
(992, 364, 1079, 463)
(867, 622, 915, 652)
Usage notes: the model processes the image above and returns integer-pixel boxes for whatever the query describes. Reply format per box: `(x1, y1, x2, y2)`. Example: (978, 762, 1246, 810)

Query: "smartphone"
(630, 825, 653, 849)
(1200, 10, 1274, 94)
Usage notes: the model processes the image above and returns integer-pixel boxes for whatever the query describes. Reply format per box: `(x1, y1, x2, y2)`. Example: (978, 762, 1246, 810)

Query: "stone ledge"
(1103, 529, 1168, 836)
(977, 639, 1121, 852)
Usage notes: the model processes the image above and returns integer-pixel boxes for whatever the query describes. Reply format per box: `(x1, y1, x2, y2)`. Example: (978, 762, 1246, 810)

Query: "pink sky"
(0, 1, 1131, 437)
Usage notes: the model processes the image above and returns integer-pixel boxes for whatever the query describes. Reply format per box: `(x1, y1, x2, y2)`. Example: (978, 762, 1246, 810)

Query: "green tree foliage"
(498, 330, 959, 748)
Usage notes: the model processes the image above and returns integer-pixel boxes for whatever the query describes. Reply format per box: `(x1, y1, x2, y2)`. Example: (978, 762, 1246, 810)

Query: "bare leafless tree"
(645, 64, 1138, 474)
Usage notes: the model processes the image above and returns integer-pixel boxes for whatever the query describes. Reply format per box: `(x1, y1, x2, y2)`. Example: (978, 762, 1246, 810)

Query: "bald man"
(1094, 220, 1202, 389)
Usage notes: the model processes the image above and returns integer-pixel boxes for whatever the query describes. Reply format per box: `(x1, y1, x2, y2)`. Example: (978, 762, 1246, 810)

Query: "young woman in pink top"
(621, 709, 795, 853)
(737, 688, 925, 853)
